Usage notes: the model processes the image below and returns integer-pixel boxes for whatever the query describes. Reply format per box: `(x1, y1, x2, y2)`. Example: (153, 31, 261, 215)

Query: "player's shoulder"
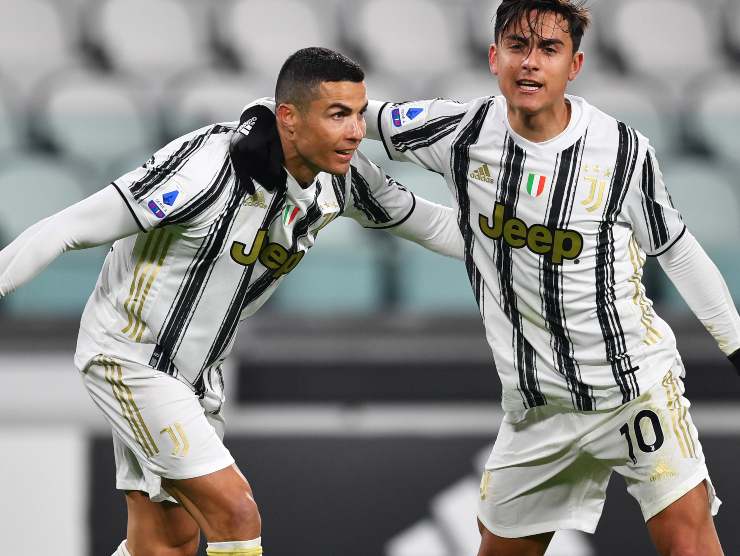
(578, 95, 652, 150)
(385, 96, 482, 132)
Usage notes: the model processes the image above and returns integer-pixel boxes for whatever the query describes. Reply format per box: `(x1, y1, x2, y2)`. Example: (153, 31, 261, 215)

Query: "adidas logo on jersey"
(469, 164, 495, 184)
(238, 116, 258, 137)
(244, 191, 267, 209)
(479, 202, 583, 264)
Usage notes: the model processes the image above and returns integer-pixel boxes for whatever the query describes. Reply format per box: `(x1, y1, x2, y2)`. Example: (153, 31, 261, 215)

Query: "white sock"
(207, 537, 262, 554)
(112, 540, 131, 556)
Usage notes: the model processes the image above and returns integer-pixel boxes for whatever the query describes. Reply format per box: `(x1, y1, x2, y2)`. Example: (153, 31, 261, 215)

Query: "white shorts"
(82, 356, 235, 503)
(478, 369, 721, 538)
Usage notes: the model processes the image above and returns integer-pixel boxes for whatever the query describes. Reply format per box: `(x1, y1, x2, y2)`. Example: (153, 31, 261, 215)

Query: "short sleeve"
(623, 142, 686, 256)
(376, 99, 469, 175)
(112, 124, 233, 231)
(342, 150, 416, 229)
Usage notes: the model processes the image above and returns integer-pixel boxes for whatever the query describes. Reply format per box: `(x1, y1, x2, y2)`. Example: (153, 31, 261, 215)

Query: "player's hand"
(730, 349, 740, 376)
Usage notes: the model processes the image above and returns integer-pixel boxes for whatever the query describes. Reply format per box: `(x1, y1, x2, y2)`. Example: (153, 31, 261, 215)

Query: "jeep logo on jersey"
(230, 230, 304, 278)
(479, 202, 583, 264)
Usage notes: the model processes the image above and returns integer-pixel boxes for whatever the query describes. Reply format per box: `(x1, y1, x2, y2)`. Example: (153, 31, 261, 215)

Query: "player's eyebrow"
(327, 102, 352, 113)
(539, 38, 565, 48)
(504, 33, 531, 44)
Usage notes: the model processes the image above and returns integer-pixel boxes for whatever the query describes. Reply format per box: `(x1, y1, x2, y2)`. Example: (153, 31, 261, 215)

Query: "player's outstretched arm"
(657, 231, 740, 374)
(388, 196, 464, 260)
(0, 185, 141, 297)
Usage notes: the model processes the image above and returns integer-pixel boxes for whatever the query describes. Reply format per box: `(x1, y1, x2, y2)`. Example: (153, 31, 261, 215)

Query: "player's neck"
(278, 128, 318, 187)
(506, 98, 571, 143)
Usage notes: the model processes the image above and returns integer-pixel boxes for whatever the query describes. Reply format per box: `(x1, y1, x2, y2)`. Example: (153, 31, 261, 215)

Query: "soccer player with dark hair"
(366, 1, 739, 554)
(0, 46, 463, 556)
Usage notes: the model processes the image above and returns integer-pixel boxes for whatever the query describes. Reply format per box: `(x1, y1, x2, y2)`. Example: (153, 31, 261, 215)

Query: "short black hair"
(275, 47, 365, 110)
(494, 0, 591, 53)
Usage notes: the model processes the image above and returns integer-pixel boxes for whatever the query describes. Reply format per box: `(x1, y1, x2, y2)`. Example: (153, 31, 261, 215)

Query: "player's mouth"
(335, 149, 355, 162)
(516, 79, 543, 93)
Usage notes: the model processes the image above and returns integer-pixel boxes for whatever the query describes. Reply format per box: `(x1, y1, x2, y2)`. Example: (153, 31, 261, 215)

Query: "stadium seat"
(0, 154, 106, 315)
(436, 69, 501, 104)
(346, 0, 468, 80)
(569, 71, 674, 156)
(215, 0, 339, 79)
(0, 0, 81, 96)
(602, 0, 722, 95)
(660, 157, 740, 304)
(86, 0, 210, 87)
(0, 78, 23, 155)
(163, 69, 272, 139)
(30, 69, 159, 178)
(685, 72, 740, 166)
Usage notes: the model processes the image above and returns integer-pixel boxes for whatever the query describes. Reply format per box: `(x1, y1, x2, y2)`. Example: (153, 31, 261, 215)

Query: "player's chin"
(323, 158, 352, 176)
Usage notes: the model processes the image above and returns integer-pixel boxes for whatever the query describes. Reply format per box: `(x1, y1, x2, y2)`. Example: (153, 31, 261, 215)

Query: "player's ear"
(489, 44, 499, 76)
(568, 51, 585, 82)
(276, 103, 298, 138)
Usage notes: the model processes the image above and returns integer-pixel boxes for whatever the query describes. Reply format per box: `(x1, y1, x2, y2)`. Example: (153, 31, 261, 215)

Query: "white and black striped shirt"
(74, 108, 423, 392)
(372, 95, 686, 411)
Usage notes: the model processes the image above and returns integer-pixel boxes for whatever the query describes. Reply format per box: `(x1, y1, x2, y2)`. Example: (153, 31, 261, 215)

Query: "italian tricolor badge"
(283, 204, 300, 225)
(526, 173, 547, 197)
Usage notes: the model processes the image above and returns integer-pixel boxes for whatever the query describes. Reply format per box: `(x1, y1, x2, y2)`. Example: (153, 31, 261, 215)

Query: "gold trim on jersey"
(660, 372, 696, 459)
(121, 230, 174, 342)
(101, 358, 159, 457)
(628, 237, 662, 345)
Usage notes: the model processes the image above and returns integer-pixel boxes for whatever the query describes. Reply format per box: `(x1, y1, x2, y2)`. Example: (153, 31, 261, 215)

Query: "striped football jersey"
(374, 95, 686, 411)
(74, 111, 417, 394)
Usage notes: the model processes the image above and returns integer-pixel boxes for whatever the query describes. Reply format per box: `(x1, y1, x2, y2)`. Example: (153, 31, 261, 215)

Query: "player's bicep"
(344, 153, 415, 229)
(625, 146, 686, 256)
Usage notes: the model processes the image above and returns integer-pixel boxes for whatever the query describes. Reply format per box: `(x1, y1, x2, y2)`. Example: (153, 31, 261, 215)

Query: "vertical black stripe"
(350, 165, 392, 223)
(540, 136, 593, 410)
(165, 157, 233, 226)
(641, 151, 669, 250)
(493, 135, 546, 409)
(450, 102, 491, 308)
(149, 170, 248, 374)
(197, 187, 287, 381)
(130, 125, 231, 202)
(201, 183, 327, 371)
(596, 123, 641, 403)
(332, 174, 347, 212)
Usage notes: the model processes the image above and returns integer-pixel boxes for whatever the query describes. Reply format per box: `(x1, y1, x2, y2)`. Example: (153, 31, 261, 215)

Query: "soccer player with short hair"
(365, 1, 740, 554)
(0, 47, 463, 556)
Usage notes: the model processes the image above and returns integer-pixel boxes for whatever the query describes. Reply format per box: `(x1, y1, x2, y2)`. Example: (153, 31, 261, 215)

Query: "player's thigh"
(477, 519, 553, 556)
(82, 356, 234, 495)
(478, 406, 612, 538)
(646, 481, 722, 556)
(126, 490, 200, 556)
(598, 370, 720, 524)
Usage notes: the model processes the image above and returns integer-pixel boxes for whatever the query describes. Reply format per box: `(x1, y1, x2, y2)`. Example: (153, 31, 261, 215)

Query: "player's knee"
(212, 489, 261, 539)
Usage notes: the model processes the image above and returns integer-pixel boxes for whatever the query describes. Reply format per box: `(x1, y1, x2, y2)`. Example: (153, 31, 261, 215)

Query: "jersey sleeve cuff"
(650, 225, 687, 257)
(112, 182, 147, 232)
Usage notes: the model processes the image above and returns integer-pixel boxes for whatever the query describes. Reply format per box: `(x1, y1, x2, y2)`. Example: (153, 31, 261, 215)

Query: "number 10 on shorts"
(619, 410, 664, 464)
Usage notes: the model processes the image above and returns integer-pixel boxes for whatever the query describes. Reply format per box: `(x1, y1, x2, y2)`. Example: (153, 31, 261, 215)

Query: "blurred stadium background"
(0, 0, 738, 554)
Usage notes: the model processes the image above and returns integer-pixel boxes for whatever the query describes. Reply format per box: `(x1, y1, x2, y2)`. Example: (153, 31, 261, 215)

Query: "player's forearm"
(389, 196, 464, 260)
(657, 231, 740, 360)
(0, 185, 140, 297)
